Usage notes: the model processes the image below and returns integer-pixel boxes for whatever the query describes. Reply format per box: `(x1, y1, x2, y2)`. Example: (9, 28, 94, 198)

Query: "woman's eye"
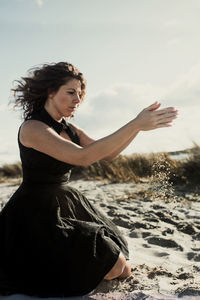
(67, 91, 81, 98)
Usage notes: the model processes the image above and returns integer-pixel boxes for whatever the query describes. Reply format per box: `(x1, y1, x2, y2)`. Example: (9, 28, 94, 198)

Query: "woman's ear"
(47, 88, 56, 100)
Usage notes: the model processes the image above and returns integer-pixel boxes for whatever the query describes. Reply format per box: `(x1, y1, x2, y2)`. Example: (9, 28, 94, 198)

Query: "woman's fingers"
(135, 102, 178, 131)
(156, 114, 178, 128)
(157, 117, 176, 125)
(156, 123, 172, 128)
(154, 107, 177, 115)
(157, 112, 178, 122)
(153, 109, 178, 129)
(145, 101, 161, 111)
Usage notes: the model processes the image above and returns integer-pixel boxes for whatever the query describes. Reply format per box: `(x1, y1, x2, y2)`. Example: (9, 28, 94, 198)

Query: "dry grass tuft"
(0, 144, 199, 189)
(73, 156, 139, 183)
(177, 143, 200, 186)
(0, 162, 22, 181)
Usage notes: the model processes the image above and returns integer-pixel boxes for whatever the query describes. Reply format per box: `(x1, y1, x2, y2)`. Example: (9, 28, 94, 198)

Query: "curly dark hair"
(11, 62, 87, 120)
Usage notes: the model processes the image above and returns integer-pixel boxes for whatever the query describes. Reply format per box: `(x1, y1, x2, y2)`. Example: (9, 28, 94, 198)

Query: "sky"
(0, 0, 200, 164)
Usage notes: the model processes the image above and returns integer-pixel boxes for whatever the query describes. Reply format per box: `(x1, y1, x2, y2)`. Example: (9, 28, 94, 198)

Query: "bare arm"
(71, 102, 177, 162)
(69, 123, 139, 162)
(103, 102, 177, 161)
(102, 131, 139, 161)
(20, 102, 177, 167)
(20, 118, 139, 166)
(67, 119, 140, 163)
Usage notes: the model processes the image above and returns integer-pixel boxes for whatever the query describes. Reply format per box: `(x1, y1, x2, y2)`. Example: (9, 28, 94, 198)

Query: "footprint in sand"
(112, 217, 132, 229)
(142, 243, 152, 248)
(176, 222, 197, 235)
(176, 272, 194, 280)
(191, 247, 200, 251)
(192, 232, 200, 240)
(175, 286, 200, 297)
(129, 231, 151, 238)
(152, 204, 166, 210)
(122, 206, 140, 212)
(146, 236, 183, 251)
(131, 221, 158, 230)
(187, 252, 200, 262)
(162, 228, 174, 236)
(154, 251, 169, 257)
(153, 211, 178, 226)
(143, 216, 159, 223)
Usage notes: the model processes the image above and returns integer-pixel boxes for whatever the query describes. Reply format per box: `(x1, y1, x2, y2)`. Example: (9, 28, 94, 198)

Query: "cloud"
(74, 63, 200, 153)
(163, 63, 200, 108)
(76, 83, 165, 135)
(0, 140, 19, 166)
(167, 37, 181, 47)
(35, 0, 43, 7)
(164, 19, 182, 48)
(164, 19, 180, 28)
(0, 104, 9, 112)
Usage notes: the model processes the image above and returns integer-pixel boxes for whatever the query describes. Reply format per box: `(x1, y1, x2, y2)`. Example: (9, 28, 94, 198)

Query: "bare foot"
(117, 262, 132, 279)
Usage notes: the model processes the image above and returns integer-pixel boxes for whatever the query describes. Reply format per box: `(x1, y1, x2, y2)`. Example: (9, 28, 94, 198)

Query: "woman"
(0, 62, 178, 297)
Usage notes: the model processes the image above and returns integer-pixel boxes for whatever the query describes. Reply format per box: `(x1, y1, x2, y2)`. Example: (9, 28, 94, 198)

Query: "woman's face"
(46, 78, 82, 119)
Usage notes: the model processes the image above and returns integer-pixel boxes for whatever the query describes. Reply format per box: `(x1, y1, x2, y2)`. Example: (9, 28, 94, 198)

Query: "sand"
(0, 179, 200, 300)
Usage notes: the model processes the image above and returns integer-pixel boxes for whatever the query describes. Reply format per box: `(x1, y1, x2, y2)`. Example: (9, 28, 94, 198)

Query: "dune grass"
(72, 144, 200, 188)
(0, 144, 199, 188)
(178, 144, 200, 186)
(0, 162, 22, 183)
(73, 156, 139, 183)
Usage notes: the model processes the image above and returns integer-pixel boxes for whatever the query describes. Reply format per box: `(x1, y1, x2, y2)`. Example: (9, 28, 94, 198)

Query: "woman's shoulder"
(19, 119, 50, 148)
(20, 119, 49, 133)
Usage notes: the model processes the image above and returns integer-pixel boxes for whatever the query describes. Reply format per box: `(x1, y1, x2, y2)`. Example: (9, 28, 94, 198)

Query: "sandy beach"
(0, 179, 200, 299)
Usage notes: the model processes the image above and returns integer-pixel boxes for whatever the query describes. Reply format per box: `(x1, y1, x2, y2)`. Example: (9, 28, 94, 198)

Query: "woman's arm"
(102, 131, 139, 161)
(70, 102, 175, 162)
(20, 102, 177, 167)
(70, 123, 139, 162)
(101, 102, 177, 161)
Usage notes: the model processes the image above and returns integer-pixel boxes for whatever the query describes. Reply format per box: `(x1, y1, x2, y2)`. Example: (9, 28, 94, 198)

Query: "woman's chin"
(63, 112, 74, 118)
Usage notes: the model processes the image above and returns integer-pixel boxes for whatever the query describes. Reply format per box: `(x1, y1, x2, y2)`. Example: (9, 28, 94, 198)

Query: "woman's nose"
(73, 94, 81, 103)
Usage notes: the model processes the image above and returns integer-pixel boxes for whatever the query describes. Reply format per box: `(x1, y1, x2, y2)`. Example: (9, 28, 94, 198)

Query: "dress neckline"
(40, 107, 69, 134)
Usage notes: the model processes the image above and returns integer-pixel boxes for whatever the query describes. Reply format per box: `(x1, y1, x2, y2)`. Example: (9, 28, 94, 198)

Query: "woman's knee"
(104, 253, 127, 280)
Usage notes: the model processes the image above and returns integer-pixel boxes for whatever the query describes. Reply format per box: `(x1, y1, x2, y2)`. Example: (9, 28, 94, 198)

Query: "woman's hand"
(134, 101, 178, 131)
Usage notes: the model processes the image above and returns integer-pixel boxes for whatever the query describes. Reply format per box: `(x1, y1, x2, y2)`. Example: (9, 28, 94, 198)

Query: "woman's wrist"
(130, 118, 142, 133)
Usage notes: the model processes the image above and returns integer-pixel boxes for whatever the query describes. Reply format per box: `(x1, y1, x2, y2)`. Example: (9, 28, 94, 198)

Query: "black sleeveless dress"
(0, 108, 129, 298)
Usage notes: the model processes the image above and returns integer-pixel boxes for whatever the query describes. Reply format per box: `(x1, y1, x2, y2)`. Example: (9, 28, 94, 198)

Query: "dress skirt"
(0, 181, 129, 297)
